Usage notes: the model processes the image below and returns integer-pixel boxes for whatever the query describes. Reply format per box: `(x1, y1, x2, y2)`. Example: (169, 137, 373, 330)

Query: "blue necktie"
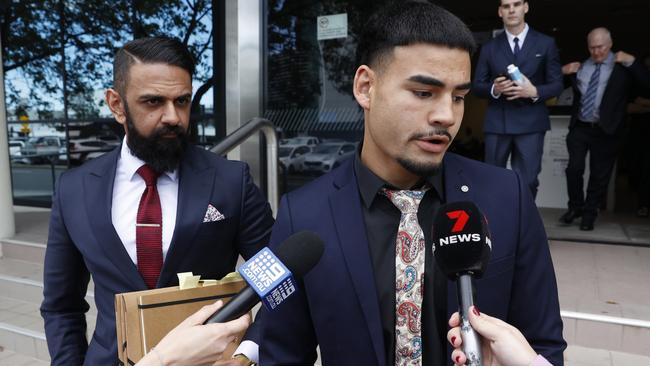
(579, 63, 602, 121)
(513, 37, 520, 56)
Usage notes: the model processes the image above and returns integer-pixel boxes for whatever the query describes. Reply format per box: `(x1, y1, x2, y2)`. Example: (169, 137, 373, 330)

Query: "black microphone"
(432, 201, 491, 366)
(204, 231, 324, 324)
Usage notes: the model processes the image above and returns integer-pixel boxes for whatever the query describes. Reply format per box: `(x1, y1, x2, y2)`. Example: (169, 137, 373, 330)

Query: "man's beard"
(124, 105, 189, 174)
(395, 128, 450, 177)
(397, 157, 442, 177)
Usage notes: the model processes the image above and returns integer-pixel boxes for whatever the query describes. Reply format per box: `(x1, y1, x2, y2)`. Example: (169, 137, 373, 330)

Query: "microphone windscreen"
(432, 201, 491, 279)
(274, 230, 325, 279)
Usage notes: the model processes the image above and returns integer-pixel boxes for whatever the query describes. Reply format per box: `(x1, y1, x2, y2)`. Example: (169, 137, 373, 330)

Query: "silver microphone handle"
(457, 274, 483, 366)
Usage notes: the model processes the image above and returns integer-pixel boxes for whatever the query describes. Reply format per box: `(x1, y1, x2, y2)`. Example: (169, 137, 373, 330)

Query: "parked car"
(280, 136, 320, 147)
(279, 144, 312, 173)
(68, 134, 121, 164)
(20, 136, 66, 164)
(301, 142, 356, 174)
(8, 140, 25, 158)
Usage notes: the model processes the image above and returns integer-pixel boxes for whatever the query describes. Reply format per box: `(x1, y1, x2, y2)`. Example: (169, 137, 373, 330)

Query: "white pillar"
(0, 33, 16, 239)
(225, 0, 264, 183)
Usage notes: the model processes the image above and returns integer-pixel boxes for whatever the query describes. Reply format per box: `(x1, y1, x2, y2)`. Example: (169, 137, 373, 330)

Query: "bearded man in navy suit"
(40, 37, 274, 365)
(259, 2, 565, 365)
(473, 0, 563, 198)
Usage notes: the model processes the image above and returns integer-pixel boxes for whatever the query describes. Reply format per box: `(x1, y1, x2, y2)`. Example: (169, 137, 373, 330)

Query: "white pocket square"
(203, 204, 225, 223)
(535, 53, 542, 57)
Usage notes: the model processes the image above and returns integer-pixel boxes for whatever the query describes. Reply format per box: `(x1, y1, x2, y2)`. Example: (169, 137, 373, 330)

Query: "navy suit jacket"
(473, 28, 563, 134)
(259, 153, 566, 366)
(41, 145, 274, 365)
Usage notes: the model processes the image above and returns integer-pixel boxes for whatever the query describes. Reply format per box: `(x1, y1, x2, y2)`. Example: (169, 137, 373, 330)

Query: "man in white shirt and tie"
(41, 36, 274, 365)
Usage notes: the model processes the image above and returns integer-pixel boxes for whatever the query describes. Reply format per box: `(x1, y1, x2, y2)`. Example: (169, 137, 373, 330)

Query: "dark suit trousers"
(565, 122, 621, 215)
(484, 132, 545, 198)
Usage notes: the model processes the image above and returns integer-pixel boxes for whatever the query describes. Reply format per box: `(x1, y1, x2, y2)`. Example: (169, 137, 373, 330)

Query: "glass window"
(2, 1, 218, 206)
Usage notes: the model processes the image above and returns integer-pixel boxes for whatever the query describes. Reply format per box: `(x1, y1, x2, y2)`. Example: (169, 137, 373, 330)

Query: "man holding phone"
(473, 0, 563, 198)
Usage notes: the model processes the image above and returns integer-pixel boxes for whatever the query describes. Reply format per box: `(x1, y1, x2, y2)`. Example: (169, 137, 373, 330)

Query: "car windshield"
(293, 137, 312, 144)
(312, 145, 340, 154)
(279, 147, 293, 157)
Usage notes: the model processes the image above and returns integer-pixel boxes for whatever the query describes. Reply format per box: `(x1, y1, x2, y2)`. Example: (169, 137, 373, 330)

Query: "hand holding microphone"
(433, 202, 492, 366)
(447, 306, 539, 366)
(136, 301, 250, 366)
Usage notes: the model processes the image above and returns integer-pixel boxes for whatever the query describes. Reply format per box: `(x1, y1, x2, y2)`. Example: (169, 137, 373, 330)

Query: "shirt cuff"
(531, 96, 540, 103)
(234, 340, 259, 364)
(622, 59, 634, 67)
(530, 354, 553, 366)
(490, 84, 501, 99)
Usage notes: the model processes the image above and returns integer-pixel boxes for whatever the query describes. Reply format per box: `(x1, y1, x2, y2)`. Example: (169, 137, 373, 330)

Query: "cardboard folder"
(115, 278, 246, 366)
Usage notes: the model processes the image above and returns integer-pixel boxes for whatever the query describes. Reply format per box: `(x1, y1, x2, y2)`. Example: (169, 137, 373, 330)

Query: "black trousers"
(565, 122, 621, 216)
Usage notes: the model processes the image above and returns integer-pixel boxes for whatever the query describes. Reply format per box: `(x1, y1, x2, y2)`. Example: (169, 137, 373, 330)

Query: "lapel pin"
(461, 185, 469, 193)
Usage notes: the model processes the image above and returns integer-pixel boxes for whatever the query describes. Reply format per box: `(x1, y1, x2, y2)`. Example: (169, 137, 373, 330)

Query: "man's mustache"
(153, 124, 187, 137)
(409, 128, 452, 141)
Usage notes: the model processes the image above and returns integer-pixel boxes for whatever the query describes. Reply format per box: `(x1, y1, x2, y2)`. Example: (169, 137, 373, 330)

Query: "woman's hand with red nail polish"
(447, 306, 538, 366)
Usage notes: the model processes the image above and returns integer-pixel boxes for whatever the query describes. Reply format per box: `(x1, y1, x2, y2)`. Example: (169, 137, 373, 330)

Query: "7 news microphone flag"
(433, 201, 492, 366)
(205, 231, 324, 324)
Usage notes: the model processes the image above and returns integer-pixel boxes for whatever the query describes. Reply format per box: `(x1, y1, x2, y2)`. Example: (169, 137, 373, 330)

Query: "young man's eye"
(413, 90, 432, 98)
(453, 95, 466, 103)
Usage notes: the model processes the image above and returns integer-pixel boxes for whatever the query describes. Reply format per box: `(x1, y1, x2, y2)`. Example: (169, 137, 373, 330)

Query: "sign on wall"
(317, 13, 348, 41)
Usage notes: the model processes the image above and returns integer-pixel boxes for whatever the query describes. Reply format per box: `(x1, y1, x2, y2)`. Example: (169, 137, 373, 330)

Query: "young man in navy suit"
(40, 37, 274, 365)
(259, 2, 565, 365)
(473, 0, 563, 198)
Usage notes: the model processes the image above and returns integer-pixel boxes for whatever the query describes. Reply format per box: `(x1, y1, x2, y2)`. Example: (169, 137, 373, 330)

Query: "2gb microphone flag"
(238, 247, 297, 310)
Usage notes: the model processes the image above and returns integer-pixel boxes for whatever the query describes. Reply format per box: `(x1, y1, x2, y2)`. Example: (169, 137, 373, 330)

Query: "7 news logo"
(438, 210, 482, 246)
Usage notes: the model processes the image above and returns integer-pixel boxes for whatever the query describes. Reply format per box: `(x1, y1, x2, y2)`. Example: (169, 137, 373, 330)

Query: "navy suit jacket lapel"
(516, 29, 537, 65)
(441, 154, 476, 317)
(85, 146, 147, 290)
(158, 147, 216, 286)
(328, 161, 386, 366)
(497, 32, 514, 65)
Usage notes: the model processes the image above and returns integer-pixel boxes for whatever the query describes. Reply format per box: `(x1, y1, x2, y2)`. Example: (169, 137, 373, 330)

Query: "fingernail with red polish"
(451, 336, 456, 345)
(472, 306, 480, 316)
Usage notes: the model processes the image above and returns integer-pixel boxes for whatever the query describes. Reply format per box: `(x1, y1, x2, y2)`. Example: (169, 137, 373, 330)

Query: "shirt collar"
(354, 150, 444, 209)
(505, 23, 529, 44)
(119, 136, 178, 182)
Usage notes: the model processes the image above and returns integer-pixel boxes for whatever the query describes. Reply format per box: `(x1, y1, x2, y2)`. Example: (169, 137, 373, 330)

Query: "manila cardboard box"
(115, 278, 246, 366)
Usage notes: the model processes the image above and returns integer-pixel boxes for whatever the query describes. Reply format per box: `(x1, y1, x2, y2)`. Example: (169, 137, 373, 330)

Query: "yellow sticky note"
(177, 272, 201, 290)
(221, 272, 242, 282)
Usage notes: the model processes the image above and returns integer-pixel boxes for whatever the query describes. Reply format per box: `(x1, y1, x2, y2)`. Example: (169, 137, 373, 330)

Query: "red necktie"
(136, 165, 163, 289)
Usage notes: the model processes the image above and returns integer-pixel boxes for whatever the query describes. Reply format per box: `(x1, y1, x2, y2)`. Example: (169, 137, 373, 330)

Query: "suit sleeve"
(534, 39, 564, 101)
(507, 172, 567, 365)
(473, 44, 495, 99)
(40, 173, 91, 366)
(236, 163, 275, 260)
(259, 194, 319, 366)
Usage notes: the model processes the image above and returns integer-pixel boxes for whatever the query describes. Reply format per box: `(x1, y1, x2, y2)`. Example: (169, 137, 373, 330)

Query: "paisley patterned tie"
(383, 186, 429, 366)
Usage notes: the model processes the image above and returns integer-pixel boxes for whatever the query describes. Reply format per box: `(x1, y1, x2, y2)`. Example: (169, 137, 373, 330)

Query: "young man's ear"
(353, 65, 375, 110)
(106, 88, 126, 126)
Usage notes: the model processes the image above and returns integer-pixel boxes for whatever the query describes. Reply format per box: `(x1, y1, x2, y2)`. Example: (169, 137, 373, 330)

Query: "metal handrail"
(210, 117, 278, 215)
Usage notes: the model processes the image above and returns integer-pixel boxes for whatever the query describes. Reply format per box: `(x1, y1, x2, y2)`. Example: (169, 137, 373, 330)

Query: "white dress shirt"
(505, 23, 529, 53)
(491, 23, 538, 102)
(111, 138, 179, 266)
